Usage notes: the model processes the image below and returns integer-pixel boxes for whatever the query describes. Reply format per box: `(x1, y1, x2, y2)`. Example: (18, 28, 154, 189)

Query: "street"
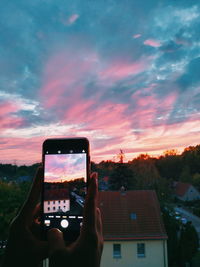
(175, 206, 200, 244)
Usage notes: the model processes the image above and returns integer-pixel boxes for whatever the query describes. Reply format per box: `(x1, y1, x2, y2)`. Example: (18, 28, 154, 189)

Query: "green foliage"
(109, 163, 136, 190)
(130, 155, 160, 189)
(182, 145, 200, 174)
(192, 173, 200, 190)
(178, 223, 199, 266)
(162, 208, 179, 266)
(0, 181, 31, 240)
(156, 153, 182, 180)
(191, 251, 200, 267)
(180, 165, 192, 183)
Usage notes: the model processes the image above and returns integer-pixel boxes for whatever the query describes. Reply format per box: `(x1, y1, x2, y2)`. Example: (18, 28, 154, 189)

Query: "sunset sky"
(0, 0, 200, 165)
(45, 154, 86, 182)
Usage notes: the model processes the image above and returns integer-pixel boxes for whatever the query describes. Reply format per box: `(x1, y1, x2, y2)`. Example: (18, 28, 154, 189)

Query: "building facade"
(101, 240, 168, 267)
(98, 190, 168, 267)
(174, 182, 200, 201)
(44, 199, 70, 213)
(44, 188, 70, 213)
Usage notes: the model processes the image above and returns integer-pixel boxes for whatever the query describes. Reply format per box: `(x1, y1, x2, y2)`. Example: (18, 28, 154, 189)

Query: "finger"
(96, 208, 103, 237)
(33, 203, 41, 220)
(48, 228, 65, 254)
(19, 167, 43, 223)
(82, 172, 98, 234)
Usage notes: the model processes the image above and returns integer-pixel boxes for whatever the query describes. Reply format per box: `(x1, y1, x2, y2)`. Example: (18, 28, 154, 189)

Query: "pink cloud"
(0, 101, 24, 130)
(64, 14, 79, 25)
(144, 39, 161, 47)
(45, 154, 86, 182)
(0, 101, 20, 115)
(99, 60, 147, 82)
(133, 34, 141, 39)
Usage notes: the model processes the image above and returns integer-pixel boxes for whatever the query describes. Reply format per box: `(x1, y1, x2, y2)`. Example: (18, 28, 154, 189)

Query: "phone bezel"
(41, 137, 90, 241)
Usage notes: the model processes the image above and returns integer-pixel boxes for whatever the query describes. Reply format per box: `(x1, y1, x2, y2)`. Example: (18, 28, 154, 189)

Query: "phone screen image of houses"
(44, 153, 87, 225)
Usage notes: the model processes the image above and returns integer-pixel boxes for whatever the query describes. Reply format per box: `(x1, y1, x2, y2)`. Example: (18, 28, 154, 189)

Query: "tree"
(162, 208, 179, 266)
(109, 163, 135, 190)
(156, 153, 182, 181)
(130, 155, 160, 189)
(192, 173, 200, 190)
(180, 165, 192, 183)
(178, 223, 199, 266)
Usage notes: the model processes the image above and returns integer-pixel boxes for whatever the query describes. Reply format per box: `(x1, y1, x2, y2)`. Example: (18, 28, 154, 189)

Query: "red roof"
(98, 190, 167, 241)
(44, 188, 69, 201)
(175, 182, 191, 197)
(103, 176, 109, 182)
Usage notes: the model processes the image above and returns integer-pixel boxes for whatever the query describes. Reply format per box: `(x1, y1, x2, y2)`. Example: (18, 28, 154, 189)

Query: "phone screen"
(43, 149, 87, 239)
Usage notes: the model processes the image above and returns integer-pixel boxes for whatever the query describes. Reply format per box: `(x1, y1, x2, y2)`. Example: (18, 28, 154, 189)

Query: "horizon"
(0, 143, 198, 167)
(0, 1, 200, 165)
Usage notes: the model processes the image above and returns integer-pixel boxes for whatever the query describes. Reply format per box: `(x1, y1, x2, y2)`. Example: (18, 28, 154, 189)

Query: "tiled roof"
(98, 190, 167, 241)
(44, 188, 69, 201)
(175, 182, 191, 197)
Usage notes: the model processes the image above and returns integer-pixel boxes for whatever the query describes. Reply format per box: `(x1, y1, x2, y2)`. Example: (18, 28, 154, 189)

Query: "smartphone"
(41, 138, 90, 242)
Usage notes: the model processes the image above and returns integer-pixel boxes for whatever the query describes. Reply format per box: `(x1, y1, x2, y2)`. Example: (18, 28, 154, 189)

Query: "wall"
(44, 199, 70, 213)
(101, 239, 168, 267)
(182, 186, 200, 201)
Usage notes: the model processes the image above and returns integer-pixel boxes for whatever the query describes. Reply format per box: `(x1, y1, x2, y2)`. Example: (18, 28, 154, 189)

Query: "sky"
(45, 154, 86, 182)
(0, 0, 200, 165)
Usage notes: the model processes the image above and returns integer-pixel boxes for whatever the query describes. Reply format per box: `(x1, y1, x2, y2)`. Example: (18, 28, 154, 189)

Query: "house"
(174, 182, 200, 201)
(18, 175, 31, 182)
(44, 188, 70, 213)
(98, 190, 168, 267)
(99, 176, 109, 191)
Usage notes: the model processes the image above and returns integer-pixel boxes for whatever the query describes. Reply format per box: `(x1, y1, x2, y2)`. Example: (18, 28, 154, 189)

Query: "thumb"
(48, 228, 65, 254)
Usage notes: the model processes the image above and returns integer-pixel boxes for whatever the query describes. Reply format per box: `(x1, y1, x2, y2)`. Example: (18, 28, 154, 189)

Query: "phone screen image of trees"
(44, 178, 86, 215)
(69, 177, 86, 215)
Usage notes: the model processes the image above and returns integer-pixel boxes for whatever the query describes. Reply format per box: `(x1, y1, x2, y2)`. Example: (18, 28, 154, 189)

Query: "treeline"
(0, 145, 200, 265)
(0, 163, 40, 182)
(92, 145, 200, 200)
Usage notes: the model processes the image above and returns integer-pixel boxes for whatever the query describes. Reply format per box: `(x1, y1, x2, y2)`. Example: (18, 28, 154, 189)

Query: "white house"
(98, 190, 168, 267)
(44, 188, 70, 213)
(174, 182, 200, 201)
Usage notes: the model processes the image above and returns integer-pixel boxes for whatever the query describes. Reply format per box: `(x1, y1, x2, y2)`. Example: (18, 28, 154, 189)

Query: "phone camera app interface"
(44, 152, 86, 230)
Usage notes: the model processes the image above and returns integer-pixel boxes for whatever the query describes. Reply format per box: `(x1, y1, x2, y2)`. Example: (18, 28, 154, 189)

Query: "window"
(58, 200, 60, 203)
(58, 206, 61, 209)
(53, 201, 55, 204)
(137, 243, 145, 258)
(48, 201, 50, 205)
(113, 244, 121, 258)
(48, 207, 50, 211)
(64, 206, 66, 208)
(53, 207, 55, 210)
(64, 200, 65, 203)
(130, 213, 137, 220)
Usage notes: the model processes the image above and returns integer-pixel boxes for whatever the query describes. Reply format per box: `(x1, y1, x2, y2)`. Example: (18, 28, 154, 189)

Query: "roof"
(44, 188, 69, 201)
(98, 190, 167, 241)
(175, 182, 191, 197)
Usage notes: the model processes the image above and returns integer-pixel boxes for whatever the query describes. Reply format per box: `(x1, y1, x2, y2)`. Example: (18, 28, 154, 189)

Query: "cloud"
(68, 14, 79, 24)
(45, 154, 86, 182)
(99, 60, 147, 82)
(0, 0, 200, 165)
(66, 14, 79, 25)
(0, 101, 24, 130)
(177, 57, 200, 90)
(144, 39, 161, 47)
(133, 34, 141, 39)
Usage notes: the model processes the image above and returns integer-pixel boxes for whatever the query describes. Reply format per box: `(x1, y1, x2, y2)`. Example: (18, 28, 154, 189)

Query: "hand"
(2, 167, 48, 267)
(48, 172, 103, 267)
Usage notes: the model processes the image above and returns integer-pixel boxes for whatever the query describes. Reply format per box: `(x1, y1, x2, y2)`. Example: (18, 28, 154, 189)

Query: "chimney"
(120, 186, 126, 195)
